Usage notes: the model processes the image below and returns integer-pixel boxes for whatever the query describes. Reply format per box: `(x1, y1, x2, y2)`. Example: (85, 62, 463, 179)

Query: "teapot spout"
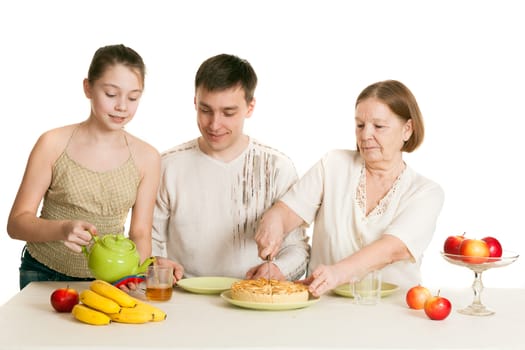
(136, 256, 156, 274)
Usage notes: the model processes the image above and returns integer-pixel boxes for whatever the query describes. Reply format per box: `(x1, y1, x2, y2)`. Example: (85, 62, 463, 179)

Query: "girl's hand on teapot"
(156, 257, 185, 283)
(62, 221, 97, 253)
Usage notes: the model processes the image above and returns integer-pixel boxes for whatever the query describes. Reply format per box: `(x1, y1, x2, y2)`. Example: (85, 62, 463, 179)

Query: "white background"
(1, 0, 523, 305)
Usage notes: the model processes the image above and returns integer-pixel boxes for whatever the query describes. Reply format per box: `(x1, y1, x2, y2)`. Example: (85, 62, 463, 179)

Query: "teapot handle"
(81, 230, 97, 257)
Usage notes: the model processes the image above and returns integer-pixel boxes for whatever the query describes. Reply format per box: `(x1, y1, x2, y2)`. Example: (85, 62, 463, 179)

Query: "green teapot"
(82, 233, 155, 283)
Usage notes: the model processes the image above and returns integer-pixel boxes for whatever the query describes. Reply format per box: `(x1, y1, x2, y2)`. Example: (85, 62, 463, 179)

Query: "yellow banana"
(108, 306, 153, 324)
(80, 289, 121, 314)
(72, 304, 111, 326)
(133, 300, 167, 322)
(89, 280, 137, 308)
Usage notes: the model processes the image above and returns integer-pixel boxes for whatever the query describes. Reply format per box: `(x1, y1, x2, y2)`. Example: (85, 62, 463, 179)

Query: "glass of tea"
(145, 265, 174, 301)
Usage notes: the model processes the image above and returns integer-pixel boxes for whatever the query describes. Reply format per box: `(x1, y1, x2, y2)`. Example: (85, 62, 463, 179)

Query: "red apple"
(482, 236, 503, 258)
(459, 238, 490, 264)
(424, 292, 452, 320)
(406, 285, 432, 310)
(50, 287, 79, 313)
(443, 233, 465, 256)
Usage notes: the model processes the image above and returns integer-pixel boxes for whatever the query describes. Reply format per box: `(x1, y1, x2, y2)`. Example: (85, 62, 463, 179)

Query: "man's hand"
(156, 256, 184, 282)
(245, 262, 286, 281)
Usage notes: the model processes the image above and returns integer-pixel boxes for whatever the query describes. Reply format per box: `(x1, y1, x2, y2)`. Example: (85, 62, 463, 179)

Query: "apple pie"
(231, 278, 309, 303)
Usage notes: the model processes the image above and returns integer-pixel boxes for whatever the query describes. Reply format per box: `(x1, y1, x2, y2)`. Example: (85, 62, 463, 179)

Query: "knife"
(265, 255, 272, 299)
(265, 255, 271, 283)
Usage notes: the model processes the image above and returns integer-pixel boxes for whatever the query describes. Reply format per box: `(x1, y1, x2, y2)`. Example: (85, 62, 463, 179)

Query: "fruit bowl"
(441, 251, 519, 316)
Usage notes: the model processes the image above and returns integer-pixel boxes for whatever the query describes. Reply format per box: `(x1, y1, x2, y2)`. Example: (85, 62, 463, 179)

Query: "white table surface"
(0, 281, 523, 350)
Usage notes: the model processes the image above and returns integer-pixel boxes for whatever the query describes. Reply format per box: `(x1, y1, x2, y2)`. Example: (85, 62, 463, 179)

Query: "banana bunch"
(71, 279, 167, 326)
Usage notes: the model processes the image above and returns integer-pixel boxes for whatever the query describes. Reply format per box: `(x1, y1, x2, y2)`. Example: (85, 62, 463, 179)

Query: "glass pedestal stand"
(441, 252, 519, 316)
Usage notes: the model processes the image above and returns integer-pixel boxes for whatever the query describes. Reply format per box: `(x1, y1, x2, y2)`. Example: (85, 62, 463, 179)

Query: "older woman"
(255, 80, 444, 297)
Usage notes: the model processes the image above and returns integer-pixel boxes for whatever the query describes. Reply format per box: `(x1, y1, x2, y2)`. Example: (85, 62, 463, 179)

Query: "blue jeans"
(19, 246, 93, 289)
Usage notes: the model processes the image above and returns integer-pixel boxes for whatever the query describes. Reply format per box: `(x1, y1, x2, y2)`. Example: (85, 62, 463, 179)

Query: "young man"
(152, 54, 309, 282)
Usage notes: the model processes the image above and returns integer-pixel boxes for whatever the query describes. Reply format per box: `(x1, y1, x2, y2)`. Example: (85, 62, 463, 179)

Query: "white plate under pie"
(220, 290, 320, 311)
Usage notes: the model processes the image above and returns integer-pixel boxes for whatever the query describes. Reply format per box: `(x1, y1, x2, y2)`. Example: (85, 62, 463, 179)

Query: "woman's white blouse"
(281, 150, 444, 288)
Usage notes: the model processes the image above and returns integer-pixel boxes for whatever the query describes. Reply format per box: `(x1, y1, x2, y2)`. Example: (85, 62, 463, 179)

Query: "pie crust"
(231, 278, 309, 303)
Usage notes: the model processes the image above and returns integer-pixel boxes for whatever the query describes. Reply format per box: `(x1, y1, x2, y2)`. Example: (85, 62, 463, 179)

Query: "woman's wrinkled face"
(355, 98, 412, 164)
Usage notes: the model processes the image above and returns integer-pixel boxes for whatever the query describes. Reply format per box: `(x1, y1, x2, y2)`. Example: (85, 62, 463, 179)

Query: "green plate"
(333, 282, 399, 298)
(220, 290, 320, 311)
(176, 277, 241, 294)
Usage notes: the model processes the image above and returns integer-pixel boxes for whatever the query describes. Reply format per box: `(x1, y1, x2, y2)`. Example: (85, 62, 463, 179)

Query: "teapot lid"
(99, 234, 136, 253)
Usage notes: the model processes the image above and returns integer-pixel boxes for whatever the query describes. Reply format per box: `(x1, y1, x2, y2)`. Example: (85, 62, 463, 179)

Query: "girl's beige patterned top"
(27, 132, 140, 278)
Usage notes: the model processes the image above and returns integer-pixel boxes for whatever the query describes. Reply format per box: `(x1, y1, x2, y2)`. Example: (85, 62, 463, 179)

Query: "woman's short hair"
(356, 80, 424, 152)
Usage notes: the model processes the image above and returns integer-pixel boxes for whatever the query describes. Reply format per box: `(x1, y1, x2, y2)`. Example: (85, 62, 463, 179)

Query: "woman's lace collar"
(356, 163, 405, 218)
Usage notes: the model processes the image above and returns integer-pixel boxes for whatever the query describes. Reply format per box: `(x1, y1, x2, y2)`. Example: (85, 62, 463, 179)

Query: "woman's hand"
(61, 221, 97, 253)
(255, 201, 299, 260)
(302, 264, 345, 297)
(254, 218, 284, 261)
(245, 261, 286, 281)
(303, 235, 412, 297)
